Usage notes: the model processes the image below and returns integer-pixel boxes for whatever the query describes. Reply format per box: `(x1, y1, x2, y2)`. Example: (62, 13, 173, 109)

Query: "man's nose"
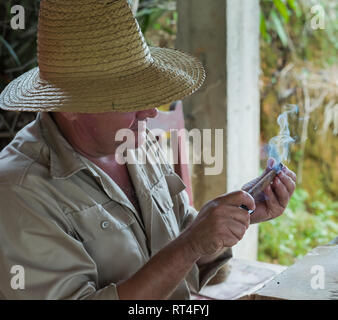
(136, 108, 158, 121)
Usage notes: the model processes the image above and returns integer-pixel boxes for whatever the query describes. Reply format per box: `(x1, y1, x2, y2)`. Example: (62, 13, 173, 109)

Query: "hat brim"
(0, 47, 205, 113)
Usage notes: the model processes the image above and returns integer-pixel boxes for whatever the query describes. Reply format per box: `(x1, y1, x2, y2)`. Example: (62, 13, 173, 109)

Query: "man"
(0, 0, 296, 299)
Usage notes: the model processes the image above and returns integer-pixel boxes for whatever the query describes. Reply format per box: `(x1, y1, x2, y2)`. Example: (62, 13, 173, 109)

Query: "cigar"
(240, 163, 283, 215)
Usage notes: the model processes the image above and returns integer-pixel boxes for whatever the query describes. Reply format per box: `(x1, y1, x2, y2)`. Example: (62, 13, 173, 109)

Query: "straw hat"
(0, 0, 205, 113)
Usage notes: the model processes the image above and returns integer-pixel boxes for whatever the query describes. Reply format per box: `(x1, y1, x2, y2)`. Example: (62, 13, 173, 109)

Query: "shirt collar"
(37, 112, 87, 179)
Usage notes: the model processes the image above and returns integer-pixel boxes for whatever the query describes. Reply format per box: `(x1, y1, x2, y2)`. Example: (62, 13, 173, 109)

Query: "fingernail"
(268, 158, 275, 169)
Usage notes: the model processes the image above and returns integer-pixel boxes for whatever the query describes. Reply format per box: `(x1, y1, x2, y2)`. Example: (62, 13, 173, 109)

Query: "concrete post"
(226, 0, 260, 261)
(176, 0, 260, 261)
(176, 0, 228, 211)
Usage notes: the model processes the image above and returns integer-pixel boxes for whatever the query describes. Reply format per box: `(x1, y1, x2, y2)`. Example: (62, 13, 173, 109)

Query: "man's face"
(58, 108, 158, 156)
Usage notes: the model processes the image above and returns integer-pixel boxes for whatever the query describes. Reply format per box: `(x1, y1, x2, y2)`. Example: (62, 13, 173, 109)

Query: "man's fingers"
(214, 204, 250, 229)
(278, 171, 296, 195)
(264, 184, 283, 213)
(224, 220, 247, 241)
(271, 177, 289, 208)
(282, 165, 297, 183)
(243, 158, 277, 193)
(230, 209, 250, 229)
(223, 235, 241, 248)
(267, 157, 276, 169)
(218, 190, 255, 211)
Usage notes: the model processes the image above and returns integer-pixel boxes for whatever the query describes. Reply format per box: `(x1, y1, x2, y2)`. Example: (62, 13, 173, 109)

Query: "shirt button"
(101, 221, 110, 229)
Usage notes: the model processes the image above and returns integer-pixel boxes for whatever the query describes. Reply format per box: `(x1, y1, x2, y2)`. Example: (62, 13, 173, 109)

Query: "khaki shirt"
(0, 112, 231, 300)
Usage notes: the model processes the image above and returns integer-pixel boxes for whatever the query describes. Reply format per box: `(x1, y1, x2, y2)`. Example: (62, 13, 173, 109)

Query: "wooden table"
(245, 242, 338, 300)
(193, 240, 338, 300)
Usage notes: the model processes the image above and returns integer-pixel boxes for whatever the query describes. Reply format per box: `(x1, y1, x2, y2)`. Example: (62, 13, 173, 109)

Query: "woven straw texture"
(0, 0, 205, 113)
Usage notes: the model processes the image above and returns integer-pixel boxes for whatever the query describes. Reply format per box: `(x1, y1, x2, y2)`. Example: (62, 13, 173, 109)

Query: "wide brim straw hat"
(0, 0, 205, 113)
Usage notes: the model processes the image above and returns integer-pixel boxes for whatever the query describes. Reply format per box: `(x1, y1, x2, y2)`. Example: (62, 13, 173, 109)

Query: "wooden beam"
(251, 243, 338, 300)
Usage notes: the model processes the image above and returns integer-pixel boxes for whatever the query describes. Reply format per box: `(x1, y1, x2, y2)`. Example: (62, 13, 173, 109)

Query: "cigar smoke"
(267, 104, 298, 168)
(241, 105, 298, 214)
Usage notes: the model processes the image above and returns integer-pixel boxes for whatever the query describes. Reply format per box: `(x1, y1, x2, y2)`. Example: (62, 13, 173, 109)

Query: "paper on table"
(195, 258, 286, 300)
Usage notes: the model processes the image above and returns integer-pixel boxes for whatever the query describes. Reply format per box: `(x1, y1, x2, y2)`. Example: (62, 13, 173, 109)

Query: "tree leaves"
(260, 0, 304, 48)
(0, 35, 21, 67)
(287, 0, 302, 18)
(270, 10, 289, 47)
(0, 0, 40, 90)
(273, 0, 290, 23)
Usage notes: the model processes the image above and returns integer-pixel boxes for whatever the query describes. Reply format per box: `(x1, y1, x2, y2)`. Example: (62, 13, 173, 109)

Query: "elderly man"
(0, 0, 296, 300)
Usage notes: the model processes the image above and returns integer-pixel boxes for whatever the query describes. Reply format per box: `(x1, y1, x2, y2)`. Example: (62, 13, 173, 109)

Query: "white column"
(227, 0, 260, 260)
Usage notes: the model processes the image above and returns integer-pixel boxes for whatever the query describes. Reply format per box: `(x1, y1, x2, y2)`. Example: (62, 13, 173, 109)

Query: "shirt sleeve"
(0, 184, 120, 300)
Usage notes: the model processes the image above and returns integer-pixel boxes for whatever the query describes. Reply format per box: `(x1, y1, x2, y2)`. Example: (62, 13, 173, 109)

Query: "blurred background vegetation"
(0, 0, 337, 266)
(258, 0, 337, 265)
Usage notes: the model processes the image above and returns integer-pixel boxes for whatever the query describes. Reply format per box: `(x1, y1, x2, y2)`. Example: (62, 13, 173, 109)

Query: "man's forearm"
(116, 233, 200, 300)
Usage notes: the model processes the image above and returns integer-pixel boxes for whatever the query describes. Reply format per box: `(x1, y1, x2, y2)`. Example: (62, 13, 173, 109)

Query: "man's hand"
(243, 158, 297, 224)
(181, 191, 255, 260)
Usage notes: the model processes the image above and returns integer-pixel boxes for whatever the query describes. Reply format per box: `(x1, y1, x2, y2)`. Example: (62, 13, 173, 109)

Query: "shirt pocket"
(151, 176, 181, 237)
(151, 172, 186, 213)
(66, 201, 146, 286)
(66, 201, 136, 243)
(164, 173, 187, 198)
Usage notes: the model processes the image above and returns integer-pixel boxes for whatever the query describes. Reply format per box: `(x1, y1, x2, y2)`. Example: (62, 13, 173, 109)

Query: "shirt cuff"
(186, 248, 233, 294)
(84, 283, 120, 300)
(199, 248, 233, 290)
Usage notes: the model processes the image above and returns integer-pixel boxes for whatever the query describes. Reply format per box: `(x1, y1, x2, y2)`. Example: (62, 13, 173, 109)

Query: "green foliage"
(260, 0, 337, 66)
(259, 187, 338, 266)
(136, 0, 176, 44)
(260, 0, 303, 46)
(0, 0, 40, 91)
(137, 6, 166, 34)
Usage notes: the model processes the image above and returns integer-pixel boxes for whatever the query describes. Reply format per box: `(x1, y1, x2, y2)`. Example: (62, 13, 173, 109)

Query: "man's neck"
(50, 112, 119, 163)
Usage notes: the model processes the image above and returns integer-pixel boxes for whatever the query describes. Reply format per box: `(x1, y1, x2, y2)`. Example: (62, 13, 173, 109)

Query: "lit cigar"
(240, 163, 283, 215)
